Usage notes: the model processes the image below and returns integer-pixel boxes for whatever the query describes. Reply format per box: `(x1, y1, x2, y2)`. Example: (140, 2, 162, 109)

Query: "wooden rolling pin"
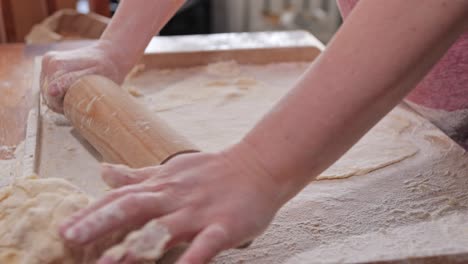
(63, 75, 198, 168)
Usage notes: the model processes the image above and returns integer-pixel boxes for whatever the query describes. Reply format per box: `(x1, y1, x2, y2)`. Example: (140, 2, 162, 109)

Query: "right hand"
(40, 41, 125, 113)
(59, 143, 291, 264)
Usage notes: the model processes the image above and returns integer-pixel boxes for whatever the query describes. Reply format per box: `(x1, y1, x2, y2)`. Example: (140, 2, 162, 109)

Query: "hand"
(59, 145, 288, 264)
(40, 41, 124, 113)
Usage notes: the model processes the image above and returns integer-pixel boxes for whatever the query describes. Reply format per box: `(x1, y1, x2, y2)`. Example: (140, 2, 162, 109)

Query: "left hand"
(40, 41, 125, 113)
(59, 146, 288, 264)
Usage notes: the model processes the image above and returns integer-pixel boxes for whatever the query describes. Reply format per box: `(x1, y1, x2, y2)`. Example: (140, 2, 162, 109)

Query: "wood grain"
(63, 75, 198, 167)
(7, 0, 48, 42)
(0, 44, 33, 158)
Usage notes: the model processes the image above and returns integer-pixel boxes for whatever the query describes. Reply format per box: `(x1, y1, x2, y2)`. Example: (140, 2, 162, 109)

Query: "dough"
(0, 177, 100, 264)
(318, 112, 418, 180)
(105, 219, 170, 263)
(206, 61, 241, 77)
(318, 134, 419, 180)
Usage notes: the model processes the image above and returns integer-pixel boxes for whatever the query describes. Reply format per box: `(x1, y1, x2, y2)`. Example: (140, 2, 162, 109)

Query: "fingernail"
(64, 227, 77, 241)
(49, 86, 59, 96)
(64, 226, 90, 244)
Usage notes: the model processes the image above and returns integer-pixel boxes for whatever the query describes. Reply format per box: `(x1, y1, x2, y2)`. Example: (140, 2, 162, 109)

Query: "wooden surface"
(2, 0, 49, 42)
(64, 75, 197, 167)
(0, 0, 79, 43)
(0, 44, 35, 158)
(89, 0, 111, 17)
(26, 10, 110, 44)
(47, 0, 78, 13)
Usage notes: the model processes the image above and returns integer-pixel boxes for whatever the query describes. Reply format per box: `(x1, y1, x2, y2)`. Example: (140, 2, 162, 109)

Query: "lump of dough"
(0, 177, 101, 264)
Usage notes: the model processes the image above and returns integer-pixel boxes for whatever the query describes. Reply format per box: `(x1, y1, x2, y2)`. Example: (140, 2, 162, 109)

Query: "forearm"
(99, 0, 185, 76)
(237, 0, 468, 201)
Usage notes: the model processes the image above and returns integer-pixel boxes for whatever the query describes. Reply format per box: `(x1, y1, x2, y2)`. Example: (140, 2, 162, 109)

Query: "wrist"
(95, 40, 133, 82)
(223, 140, 303, 206)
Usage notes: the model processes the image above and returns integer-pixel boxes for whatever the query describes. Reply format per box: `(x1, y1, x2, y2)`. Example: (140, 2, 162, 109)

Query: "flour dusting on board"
(121, 62, 468, 263)
(0, 141, 24, 186)
(32, 60, 468, 263)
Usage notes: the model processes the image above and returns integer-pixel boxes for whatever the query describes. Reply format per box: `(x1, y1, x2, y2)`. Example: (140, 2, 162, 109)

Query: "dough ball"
(0, 177, 101, 264)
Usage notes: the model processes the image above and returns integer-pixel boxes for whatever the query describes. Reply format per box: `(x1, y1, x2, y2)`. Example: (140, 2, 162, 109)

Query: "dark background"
(110, 0, 212, 35)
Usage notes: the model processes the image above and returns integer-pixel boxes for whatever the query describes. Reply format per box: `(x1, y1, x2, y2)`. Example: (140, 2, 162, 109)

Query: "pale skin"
(40, 0, 468, 263)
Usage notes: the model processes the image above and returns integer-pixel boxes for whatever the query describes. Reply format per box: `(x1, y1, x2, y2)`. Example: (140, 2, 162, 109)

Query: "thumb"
(101, 163, 160, 188)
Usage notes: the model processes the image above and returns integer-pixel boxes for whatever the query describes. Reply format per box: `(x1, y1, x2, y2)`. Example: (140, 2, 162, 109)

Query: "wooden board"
(20, 32, 468, 263)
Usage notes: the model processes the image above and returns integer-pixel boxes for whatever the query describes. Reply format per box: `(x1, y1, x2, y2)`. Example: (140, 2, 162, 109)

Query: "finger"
(62, 192, 171, 244)
(48, 67, 95, 96)
(46, 68, 96, 113)
(98, 219, 171, 264)
(99, 209, 197, 264)
(59, 183, 157, 234)
(176, 224, 231, 264)
(101, 163, 162, 188)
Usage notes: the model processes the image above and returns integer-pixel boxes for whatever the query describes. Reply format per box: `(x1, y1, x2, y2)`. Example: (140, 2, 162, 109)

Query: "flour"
(65, 201, 127, 244)
(43, 108, 71, 126)
(104, 220, 171, 263)
(118, 63, 468, 263)
(318, 137, 419, 180)
(285, 214, 468, 264)
(34, 61, 468, 263)
(206, 61, 242, 77)
(0, 158, 17, 184)
(0, 141, 24, 187)
(212, 107, 468, 263)
(0, 145, 17, 160)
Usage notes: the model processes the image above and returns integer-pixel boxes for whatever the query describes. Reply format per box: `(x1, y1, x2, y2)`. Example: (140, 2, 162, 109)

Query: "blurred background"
(0, 0, 342, 44)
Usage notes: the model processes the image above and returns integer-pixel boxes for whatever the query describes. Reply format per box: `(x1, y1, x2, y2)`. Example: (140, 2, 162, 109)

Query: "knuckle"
(149, 180, 179, 192)
(42, 53, 53, 64)
(208, 224, 230, 242)
(163, 181, 189, 199)
(47, 58, 60, 69)
(106, 189, 127, 201)
(119, 194, 141, 209)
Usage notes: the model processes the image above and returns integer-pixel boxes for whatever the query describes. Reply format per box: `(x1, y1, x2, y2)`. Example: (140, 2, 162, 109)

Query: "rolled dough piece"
(151, 76, 255, 113)
(206, 61, 241, 77)
(0, 177, 101, 264)
(318, 135, 419, 180)
(143, 62, 260, 113)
